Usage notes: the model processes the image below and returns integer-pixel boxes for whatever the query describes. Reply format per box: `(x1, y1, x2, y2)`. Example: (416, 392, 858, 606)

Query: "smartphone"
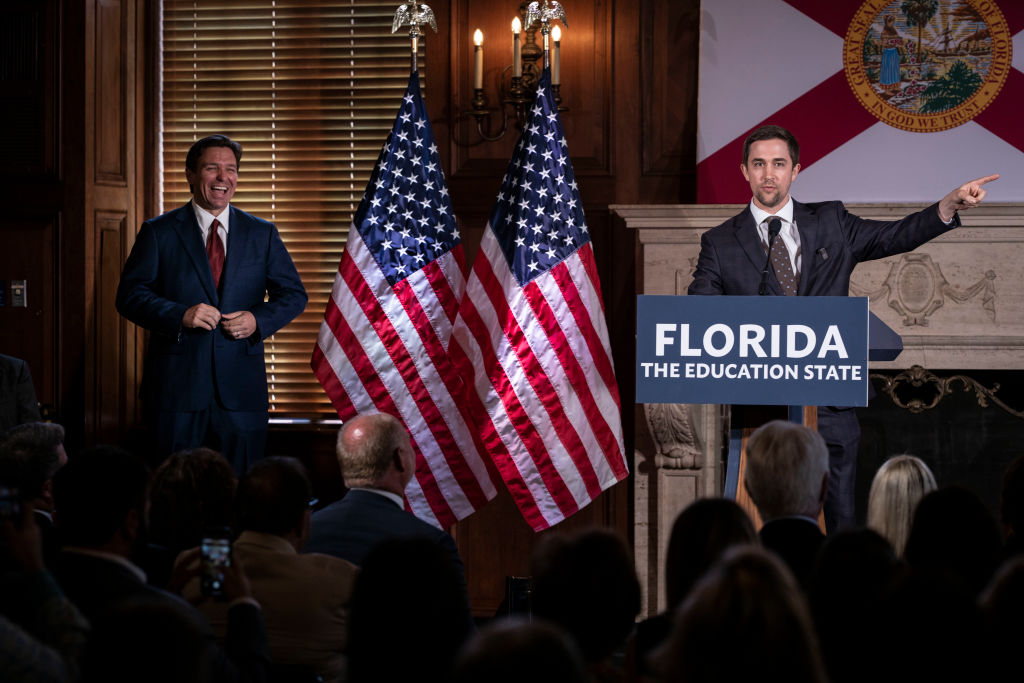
(200, 528, 232, 598)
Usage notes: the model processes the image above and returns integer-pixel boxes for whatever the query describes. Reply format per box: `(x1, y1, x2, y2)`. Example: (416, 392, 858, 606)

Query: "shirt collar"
(191, 200, 230, 234)
(749, 196, 794, 228)
(351, 486, 405, 510)
(62, 547, 148, 583)
(234, 530, 297, 555)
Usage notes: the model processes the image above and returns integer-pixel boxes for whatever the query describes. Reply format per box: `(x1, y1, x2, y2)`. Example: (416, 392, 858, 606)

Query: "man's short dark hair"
(149, 447, 237, 554)
(742, 125, 800, 166)
(53, 446, 151, 547)
(0, 422, 65, 499)
(236, 456, 311, 537)
(185, 134, 243, 173)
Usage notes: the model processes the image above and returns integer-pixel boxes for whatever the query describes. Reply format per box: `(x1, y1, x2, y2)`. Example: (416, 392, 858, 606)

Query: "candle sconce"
(467, 1, 567, 143)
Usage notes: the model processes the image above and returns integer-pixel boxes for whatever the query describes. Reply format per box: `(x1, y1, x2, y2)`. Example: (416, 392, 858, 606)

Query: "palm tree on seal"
(901, 0, 938, 64)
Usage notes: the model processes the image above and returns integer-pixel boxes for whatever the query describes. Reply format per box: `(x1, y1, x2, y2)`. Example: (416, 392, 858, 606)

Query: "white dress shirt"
(192, 200, 230, 256)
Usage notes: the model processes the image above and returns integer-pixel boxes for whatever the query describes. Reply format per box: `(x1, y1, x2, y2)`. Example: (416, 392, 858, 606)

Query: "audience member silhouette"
(808, 528, 903, 683)
(904, 485, 1002, 598)
(0, 353, 41, 434)
(144, 447, 237, 588)
(0, 421, 68, 567)
(305, 413, 469, 600)
(183, 456, 358, 683)
(632, 498, 757, 678)
(744, 420, 828, 588)
(652, 546, 828, 683)
(867, 486, 999, 682)
(80, 596, 210, 683)
(0, 504, 88, 683)
(978, 556, 1024, 680)
(531, 527, 641, 681)
(51, 446, 269, 682)
(452, 618, 588, 683)
(866, 454, 936, 556)
(347, 537, 473, 683)
(999, 454, 1024, 559)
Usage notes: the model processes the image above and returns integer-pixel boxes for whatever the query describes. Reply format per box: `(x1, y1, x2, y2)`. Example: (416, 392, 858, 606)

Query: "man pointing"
(688, 124, 996, 531)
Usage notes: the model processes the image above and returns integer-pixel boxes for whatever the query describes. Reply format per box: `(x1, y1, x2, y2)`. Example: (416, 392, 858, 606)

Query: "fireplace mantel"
(613, 202, 1024, 616)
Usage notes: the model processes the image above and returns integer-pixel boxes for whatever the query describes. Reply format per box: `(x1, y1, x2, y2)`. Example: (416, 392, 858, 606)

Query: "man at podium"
(687, 124, 997, 532)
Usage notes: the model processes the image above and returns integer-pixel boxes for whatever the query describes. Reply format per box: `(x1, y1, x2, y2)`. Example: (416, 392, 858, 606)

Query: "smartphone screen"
(200, 534, 231, 598)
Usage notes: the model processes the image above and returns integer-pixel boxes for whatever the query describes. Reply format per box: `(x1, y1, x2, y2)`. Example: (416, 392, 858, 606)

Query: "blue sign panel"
(636, 296, 869, 407)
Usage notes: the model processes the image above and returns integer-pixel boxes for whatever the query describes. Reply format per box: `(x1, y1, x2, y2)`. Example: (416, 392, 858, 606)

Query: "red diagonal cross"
(698, 0, 1024, 203)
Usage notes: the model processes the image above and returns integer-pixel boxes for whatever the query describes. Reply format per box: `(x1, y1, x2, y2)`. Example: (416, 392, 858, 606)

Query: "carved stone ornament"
(850, 253, 996, 326)
(643, 403, 703, 469)
(871, 365, 1023, 419)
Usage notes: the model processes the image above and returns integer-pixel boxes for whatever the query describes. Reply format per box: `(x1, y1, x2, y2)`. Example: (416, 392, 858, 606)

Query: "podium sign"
(636, 296, 870, 407)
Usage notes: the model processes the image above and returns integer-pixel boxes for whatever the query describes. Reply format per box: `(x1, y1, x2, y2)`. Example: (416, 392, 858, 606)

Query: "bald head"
(336, 413, 415, 494)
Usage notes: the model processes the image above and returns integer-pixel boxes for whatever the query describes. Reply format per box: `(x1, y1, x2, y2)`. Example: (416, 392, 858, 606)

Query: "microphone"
(759, 217, 783, 295)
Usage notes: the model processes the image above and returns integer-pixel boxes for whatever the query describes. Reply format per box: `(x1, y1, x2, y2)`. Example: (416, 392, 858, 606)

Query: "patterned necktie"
(206, 218, 225, 289)
(767, 218, 798, 296)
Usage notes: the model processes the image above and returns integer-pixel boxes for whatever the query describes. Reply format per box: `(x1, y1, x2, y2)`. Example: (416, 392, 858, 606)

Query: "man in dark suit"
(688, 124, 997, 532)
(744, 419, 828, 589)
(52, 446, 270, 682)
(305, 413, 467, 591)
(0, 421, 66, 566)
(116, 135, 306, 472)
(0, 353, 41, 434)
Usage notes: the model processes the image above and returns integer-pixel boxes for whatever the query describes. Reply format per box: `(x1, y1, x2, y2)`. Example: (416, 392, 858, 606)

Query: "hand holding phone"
(200, 528, 232, 599)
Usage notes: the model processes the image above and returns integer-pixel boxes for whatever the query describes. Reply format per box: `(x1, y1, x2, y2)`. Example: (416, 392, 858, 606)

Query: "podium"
(636, 295, 902, 530)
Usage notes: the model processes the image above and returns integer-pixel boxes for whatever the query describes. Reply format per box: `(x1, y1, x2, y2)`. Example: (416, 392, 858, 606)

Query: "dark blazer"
(687, 200, 958, 296)
(0, 353, 41, 433)
(760, 517, 826, 590)
(306, 489, 467, 587)
(115, 203, 306, 412)
(54, 550, 270, 682)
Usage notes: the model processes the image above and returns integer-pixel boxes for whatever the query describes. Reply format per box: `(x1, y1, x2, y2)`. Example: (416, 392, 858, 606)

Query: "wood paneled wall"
(0, 0, 700, 615)
(0, 0, 149, 449)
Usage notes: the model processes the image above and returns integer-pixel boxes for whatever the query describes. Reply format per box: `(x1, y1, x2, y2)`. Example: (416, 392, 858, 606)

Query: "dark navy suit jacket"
(0, 353, 41, 433)
(116, 203, 306, 412)
(687, 200, 958, 297)
(306, 488, 467, 588)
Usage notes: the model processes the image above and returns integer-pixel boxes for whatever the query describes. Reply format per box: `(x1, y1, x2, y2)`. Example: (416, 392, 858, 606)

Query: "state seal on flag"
(843, 0, 1012, 132)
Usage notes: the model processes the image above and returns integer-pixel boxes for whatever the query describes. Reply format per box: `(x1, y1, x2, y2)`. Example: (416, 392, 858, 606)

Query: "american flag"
(312, 72, 497, 528)
(450, 69, 628, 531)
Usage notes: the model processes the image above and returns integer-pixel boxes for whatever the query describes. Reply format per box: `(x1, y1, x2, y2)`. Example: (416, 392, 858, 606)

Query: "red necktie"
(206, 219, 224, 289)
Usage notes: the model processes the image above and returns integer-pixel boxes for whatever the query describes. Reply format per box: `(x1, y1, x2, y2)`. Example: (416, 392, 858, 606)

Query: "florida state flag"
(698, 0, 1024, 202)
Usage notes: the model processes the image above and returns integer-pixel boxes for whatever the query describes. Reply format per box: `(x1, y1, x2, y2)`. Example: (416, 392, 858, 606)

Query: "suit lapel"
(220, 206, 249, 297)
(733, 209, 782, 296)
(793, 201, 819, 296)
(173, 203, 220, 304)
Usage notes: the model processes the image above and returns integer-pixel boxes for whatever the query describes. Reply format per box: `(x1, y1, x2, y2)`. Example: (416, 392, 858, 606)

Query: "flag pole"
(392, 3, 438, 74)
(525, 1, 568, 102)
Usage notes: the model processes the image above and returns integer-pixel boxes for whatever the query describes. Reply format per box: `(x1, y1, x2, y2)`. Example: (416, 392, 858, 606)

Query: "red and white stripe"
(451, 225, 627, 531)
(313, 226, 497, 528)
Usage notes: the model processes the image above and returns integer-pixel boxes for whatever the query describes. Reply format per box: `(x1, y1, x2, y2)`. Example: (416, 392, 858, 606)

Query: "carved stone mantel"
(613, 203, 1024, 617)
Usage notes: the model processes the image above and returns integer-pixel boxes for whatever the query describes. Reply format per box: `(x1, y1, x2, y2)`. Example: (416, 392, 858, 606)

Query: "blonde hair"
(867, 455, 937, 555)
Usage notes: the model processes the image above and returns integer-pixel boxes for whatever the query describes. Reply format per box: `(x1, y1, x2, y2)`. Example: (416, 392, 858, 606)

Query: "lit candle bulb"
(512, 17, 522, 78)
(473, 29, 484, 89)
(551, 25, 561, 86)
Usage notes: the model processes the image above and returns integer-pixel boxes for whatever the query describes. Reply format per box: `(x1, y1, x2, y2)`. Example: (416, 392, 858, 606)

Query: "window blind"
(161, 0, 423, 418)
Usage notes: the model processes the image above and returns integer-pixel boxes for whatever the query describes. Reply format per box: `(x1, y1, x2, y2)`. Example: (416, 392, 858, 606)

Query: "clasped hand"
(183, 304, 256, 340)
